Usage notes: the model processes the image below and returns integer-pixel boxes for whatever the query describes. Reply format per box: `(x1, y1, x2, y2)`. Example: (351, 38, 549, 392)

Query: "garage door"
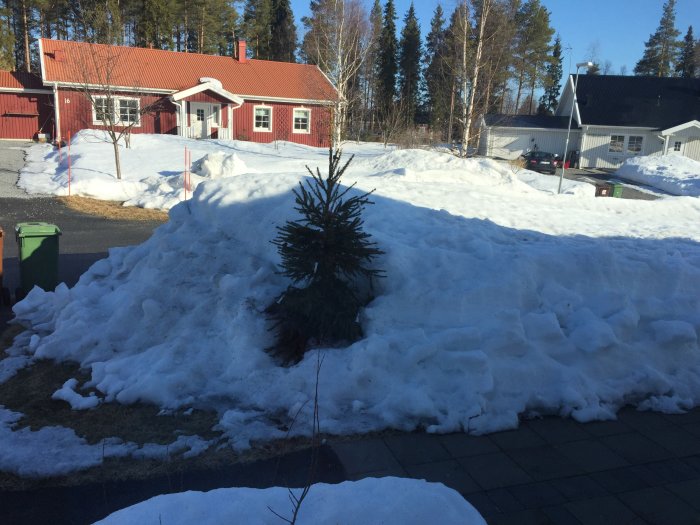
(489, 131, 532, 159)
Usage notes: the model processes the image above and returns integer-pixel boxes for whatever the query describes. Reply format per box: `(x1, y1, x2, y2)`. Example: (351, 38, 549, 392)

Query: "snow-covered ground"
(616, 154, 700, 196)
(95, 477, 486, 525)
(4, 133, 700, 485)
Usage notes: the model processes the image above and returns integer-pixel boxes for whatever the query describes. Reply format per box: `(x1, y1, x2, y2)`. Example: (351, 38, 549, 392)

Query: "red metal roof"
(40, 39, 337, 103)
(0, 70, 47, 90)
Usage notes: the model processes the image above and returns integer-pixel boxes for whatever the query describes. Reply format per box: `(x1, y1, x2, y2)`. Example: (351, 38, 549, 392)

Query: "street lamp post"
(558, 61, 593, 194)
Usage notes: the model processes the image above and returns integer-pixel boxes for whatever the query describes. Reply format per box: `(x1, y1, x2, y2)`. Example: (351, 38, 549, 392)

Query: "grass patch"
(0, 324, 319, 490)
(57, 196, 169, 222)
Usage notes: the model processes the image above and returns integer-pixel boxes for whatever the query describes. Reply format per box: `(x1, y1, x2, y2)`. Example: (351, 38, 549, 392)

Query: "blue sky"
(290, 0, 700, 76)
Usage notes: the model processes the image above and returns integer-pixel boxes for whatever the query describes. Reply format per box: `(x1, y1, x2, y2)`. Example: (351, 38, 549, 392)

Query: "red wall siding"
(0, 92, 53, 140)
(57, 88, 177, 141)
(233, 101, 331, 147)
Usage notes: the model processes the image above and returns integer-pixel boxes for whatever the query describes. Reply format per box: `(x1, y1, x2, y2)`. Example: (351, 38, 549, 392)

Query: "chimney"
(54, 49, 65, 62)
(237, 39, 246, 63)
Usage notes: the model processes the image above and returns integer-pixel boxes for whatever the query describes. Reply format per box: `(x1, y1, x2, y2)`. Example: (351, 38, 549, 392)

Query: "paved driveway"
(0, 141, 164, 301)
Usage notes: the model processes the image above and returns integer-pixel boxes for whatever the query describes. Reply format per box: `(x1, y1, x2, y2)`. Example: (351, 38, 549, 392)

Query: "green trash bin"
(15, 222, 62, 294)
(609, 182, 624, 198)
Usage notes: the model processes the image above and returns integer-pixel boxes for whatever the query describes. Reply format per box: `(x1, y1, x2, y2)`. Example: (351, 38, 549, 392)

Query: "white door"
(669, 139, 685, 156)
(190, 103, 209, 138)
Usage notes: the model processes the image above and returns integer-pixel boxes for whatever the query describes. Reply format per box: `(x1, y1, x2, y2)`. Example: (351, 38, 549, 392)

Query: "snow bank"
(11, 162, 700, 446)
(617, 155, 700, 196)
(95, 478, 486, 525)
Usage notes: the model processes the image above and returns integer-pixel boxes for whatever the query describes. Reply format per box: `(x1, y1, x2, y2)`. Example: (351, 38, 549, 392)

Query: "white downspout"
(53, 82, 61, 144)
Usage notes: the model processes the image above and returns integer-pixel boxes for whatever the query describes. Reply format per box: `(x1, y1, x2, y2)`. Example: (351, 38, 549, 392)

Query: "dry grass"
(0, 324, 320, 490)
(57, 196, 169, 222)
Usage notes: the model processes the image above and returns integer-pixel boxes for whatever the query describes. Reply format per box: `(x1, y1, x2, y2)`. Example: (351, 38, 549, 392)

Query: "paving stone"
(488, 508, 554, 525)
(666, 479, 700, 511)
(404, 459, 480, 494)
(458, 452, 533, 490)
(683, 422, 700, 438)
(438, 433, 499, 458)
(616, 408, 674, 433)
(506, 445, 584, 481)
(600, 432, 674, 464)
(644, 458, 700, 484)
(641, 426, 700, 457)
(618, 486, 700, 525)
(464, 491, 502, 518)
(590, 465, 658, 493)
(486, 487, 526, 513)
(565, 495, 639, 525)
(330, 438, 403, 476)
(382, 433, 451, 466)
(662, 409, 700, 425)
(581, 419, 631, 437)
(684, 455, 700, 472)
(542, 506, 585, 525)
(508, 481, 567, 509)
(553, 475, 610, 501)
(554, 440, 629, 473)
(490, 426, 547, 450)
(527, 417, 592, 444)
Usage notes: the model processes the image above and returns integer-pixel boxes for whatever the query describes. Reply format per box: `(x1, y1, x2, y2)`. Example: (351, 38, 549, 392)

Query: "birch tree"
(302, 0, 370, 145)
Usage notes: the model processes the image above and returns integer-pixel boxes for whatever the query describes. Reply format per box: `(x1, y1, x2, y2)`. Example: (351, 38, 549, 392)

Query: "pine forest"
(1, 0, 698, 147)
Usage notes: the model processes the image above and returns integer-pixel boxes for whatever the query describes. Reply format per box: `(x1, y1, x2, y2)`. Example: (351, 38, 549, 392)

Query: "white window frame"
(212, 104, 221, 127)
(92, 95, 141, 127)
(673, 141, 682, 152)
(627, 135, 643, 154)
(293, 107, 311, 134)
(253, 105, 272, 132)
(609, 135, 624, 153)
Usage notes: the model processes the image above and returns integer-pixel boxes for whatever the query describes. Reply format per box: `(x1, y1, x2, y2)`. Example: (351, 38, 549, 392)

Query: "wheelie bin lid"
(15, 222, 62, 237)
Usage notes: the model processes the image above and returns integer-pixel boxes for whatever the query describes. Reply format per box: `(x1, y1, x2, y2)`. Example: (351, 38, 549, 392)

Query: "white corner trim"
(661, 120, 700, 136)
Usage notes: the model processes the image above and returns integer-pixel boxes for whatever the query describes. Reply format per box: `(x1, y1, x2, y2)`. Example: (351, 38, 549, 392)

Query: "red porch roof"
(40, 39, 337, 103)
(0, 70, 46, 90)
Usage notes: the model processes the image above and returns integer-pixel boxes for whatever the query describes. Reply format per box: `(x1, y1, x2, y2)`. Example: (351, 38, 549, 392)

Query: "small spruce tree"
(268, 148, 384, 364)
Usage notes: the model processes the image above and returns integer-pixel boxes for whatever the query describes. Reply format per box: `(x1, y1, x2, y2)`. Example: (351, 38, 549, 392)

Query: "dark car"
(521, 151, 561, 174)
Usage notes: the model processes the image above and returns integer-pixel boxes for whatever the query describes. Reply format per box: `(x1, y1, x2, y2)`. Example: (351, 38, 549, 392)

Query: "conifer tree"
(367, 0, 383, 130)
(268, 149, 383, 364)
(377, 0, 398, 117)
(0, 1, 15, 70)
(424, 3, 449, 136)
(676, 25, 696, 77)
(270, 0, 296, 62)
(243, 0, 273, 59)
(537, 34, 562, 115)
(398, 3, 421, 124)
(634, 0, 680, 77)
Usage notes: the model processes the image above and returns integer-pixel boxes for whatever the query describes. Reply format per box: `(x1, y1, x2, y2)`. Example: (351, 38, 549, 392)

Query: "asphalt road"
(0, 142, 164, 300)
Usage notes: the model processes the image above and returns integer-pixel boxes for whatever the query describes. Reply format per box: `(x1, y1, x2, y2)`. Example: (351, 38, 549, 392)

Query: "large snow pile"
(18, 130, 593, 211)
(9, 133, 700, 449)
(617, 154, 700, 196)
(96, 478, 486, 525)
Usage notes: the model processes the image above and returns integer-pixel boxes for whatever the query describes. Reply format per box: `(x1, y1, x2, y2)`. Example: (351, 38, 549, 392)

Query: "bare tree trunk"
(22, 0, 30, 72)
(111, 135, 122, 180)
(463, 0, 491, 152)
(447, 80, 456, 146)
(459, 3, 469, 156)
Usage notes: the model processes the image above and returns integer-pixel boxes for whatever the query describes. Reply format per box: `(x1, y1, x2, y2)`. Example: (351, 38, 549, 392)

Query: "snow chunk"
(52, 378, 102, 410)
(95, 477, 486, 525)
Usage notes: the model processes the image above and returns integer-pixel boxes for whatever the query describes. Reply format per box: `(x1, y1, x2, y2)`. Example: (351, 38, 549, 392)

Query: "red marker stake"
(67, 132, 71, 197)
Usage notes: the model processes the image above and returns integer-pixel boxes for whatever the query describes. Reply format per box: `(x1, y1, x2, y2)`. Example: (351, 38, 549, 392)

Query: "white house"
(479, 75, 700, 168)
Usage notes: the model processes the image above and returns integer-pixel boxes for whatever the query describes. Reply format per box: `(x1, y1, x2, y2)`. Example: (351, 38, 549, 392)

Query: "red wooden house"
(0, 39, 337, 146)
(0, 70, 53, 140)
